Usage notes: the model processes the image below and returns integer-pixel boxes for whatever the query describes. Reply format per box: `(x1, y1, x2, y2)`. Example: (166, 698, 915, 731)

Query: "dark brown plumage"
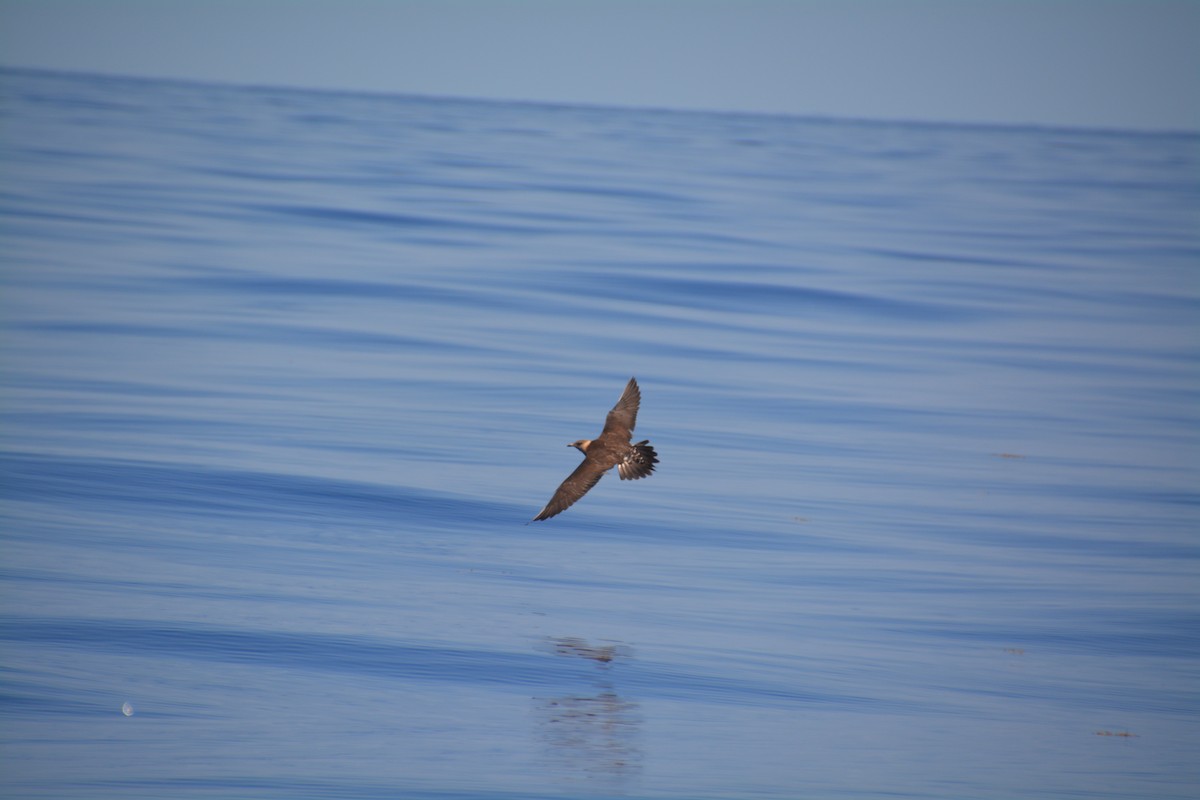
(531, 377, 658, 522)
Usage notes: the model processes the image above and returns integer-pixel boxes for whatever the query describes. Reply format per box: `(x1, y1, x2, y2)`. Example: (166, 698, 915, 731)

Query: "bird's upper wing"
(601, 377, 640, 436)
(532, 457, 607, 521)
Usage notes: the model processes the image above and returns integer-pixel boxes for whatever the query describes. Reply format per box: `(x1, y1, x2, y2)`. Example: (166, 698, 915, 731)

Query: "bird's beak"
(565, 443, 573, 447)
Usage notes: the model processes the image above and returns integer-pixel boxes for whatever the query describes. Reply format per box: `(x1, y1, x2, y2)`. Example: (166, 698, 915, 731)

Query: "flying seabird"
(531, 377, 658, 522)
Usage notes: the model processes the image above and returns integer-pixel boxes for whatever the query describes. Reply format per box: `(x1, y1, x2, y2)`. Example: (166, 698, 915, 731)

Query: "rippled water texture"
(2, 68, 1198, 799)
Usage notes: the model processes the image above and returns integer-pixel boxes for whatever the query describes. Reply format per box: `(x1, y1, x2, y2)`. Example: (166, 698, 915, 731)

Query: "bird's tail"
(618, 440, 658, 480)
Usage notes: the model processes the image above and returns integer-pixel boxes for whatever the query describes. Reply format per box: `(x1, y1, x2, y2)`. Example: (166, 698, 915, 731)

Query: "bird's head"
(568, 439, 592, 453)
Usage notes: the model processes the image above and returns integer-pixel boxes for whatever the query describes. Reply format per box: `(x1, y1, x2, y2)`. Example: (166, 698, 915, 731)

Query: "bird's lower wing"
(532, 459, 606, 521)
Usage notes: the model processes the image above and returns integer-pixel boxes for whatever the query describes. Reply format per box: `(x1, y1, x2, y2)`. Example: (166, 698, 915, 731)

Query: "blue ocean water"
(1, 66, 1198, 799)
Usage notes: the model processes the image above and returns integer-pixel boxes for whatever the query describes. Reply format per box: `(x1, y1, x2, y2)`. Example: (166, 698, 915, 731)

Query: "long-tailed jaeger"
(531, 377, 659, 522)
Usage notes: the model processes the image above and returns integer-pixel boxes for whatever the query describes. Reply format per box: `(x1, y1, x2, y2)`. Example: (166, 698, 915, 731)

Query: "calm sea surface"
(1, 68, 1198, 799)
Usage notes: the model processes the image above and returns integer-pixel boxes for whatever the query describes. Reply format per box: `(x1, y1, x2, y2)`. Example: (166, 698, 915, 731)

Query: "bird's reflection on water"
(535, 637, 642, 786)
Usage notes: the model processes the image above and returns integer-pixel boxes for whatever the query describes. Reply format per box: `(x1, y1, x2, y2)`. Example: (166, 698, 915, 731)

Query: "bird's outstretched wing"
(602, 377, 640, 436)
(532, 458, 607, 522)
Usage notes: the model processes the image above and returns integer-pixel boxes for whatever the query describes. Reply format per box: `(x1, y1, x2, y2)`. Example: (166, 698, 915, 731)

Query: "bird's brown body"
(531, 377, 658, 521)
